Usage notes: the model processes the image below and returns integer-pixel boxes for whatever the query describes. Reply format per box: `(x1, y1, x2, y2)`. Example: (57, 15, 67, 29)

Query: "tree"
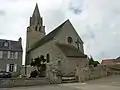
(89, 56, 100, 67)
(93, 61, 100, 67)
(89, 56, 94, 65)
(31, 55, 46, 72)
(31, 57, 41, 71)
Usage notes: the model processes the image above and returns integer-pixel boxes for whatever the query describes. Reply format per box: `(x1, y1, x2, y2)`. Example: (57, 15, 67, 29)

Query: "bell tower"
(26, 3, 45, 52)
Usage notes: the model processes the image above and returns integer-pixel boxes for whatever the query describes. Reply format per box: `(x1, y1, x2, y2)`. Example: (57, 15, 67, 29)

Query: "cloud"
(0, 10, 5, 16)
(1, 0, 120, 64)
(0, 0, 67, 65)
(68, 0, 120, 61)
(68, 0, 83, 15)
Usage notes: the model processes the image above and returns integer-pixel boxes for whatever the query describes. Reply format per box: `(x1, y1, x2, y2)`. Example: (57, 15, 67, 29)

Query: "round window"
(67, 37, 73, 43)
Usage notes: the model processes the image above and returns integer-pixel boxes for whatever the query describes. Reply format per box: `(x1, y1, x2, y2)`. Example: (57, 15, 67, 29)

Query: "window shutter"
(0, 51, 3, 58)
(6, 64, 9, 72)
(15, 52, 18, 59)
(8, 51, 10, 58)
(14, 64, 17, 72)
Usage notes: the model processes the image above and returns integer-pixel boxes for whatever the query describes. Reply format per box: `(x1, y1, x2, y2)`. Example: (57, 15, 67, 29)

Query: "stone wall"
(20, 64, 108, 84)
(20, 63, 62, 84)
(0, 78, 49, 88)
(45, 64, 108, 84)
(76, 65, 108, 82)
(46, 63, 62, 84)
(20, 65, 37, 78)
(61, 57, 88, 76)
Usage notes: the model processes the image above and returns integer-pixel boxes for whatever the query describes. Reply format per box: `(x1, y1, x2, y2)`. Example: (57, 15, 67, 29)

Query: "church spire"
(30, 3, 42, 26)
(32, 3, 40, 18)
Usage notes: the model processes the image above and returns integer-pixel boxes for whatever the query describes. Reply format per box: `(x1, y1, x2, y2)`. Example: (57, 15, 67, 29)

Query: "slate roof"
(56, 43, 87, 58)
(29, 20, 68, 52)
(28, 19, 84, 52)
(0, 39, 23, 52)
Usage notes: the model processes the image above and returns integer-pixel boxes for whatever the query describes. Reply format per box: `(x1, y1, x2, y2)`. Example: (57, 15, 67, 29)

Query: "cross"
(75, 39, 80, 50)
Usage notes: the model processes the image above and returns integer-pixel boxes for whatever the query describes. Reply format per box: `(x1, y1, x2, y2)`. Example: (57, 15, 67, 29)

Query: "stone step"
(62, 76, 76, 80)
(62, 76, 78, 83)
(62, 79, 78, 83)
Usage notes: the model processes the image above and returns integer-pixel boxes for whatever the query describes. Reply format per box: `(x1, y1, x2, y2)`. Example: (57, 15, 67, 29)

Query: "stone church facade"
(25, 4, 88, 77)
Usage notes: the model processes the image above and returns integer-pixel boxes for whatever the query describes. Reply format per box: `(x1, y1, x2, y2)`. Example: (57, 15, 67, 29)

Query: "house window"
(10, 52, 15, 59)
(10, 51, 18, 59)
(9, 64, 14, 72)
(3, 51, 8, 58)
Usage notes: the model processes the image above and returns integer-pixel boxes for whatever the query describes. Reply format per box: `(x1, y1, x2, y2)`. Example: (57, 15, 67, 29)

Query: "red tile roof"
(101, 59, 116, 65)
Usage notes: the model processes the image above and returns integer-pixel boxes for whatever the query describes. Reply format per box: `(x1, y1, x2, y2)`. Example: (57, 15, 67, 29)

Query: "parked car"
(0, 71, 11, 78)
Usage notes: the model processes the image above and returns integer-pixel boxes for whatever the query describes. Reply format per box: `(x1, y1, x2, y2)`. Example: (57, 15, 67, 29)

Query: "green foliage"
(30, 70, 38, 78)
(30, 55, 46, 71)
(89, 56, 94, 65)
(89, 56, 100, 67)
(93, 61, 100, 67)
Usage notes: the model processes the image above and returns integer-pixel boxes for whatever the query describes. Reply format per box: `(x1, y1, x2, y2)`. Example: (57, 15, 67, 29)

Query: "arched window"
(46, 54, 50, 63)
(58, 61, 61, 65)
(35, 26, 37, 31)
(39, 27, 41, 31)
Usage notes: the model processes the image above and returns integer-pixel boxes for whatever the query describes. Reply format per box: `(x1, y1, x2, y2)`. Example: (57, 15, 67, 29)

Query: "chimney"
(18, 37, 22, 44)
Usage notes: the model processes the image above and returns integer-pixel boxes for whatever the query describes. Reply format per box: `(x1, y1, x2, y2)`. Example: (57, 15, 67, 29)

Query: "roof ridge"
(49, 19, 69, 35)
(29, 19, 69, 52)
(0, 39, 18, 42)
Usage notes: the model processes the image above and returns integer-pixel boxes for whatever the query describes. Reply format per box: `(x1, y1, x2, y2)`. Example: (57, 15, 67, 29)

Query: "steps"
(62, 76, 78, 83)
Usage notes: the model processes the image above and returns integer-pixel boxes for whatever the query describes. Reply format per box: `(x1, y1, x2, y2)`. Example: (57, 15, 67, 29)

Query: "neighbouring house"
(115, 56, 120, 64)
(25, 4, 88, 77)
(0, 38, 23, 73)
(101, 58, 120, 66)
(101, 59, 116, 66)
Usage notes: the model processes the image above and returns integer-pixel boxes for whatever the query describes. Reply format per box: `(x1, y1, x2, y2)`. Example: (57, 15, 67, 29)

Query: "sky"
(0, 0, 120, 65)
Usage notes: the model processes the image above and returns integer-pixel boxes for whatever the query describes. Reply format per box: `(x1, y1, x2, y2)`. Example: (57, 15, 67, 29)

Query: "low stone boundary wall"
(0, 78, 50, 88)
(76, 66, 108, 82)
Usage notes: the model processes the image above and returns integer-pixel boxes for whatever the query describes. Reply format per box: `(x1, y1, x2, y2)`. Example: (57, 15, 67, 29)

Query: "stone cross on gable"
(75, 39, 81, 50)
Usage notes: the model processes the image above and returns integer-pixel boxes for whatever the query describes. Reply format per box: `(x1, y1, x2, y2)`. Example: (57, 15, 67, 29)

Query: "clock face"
(67, 37, 73, 43)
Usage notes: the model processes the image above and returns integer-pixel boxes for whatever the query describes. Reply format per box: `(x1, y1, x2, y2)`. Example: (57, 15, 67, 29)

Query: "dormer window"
(4, 42, 8, 47)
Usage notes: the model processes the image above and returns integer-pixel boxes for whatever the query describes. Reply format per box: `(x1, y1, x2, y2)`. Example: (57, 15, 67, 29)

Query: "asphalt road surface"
(1, 75, 120, 90)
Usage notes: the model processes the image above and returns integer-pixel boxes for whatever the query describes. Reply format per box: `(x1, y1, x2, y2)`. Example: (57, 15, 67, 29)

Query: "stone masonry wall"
(20, 65, 37, 78)
(46, 63, 62, 84)
(76, 65, 108, 82)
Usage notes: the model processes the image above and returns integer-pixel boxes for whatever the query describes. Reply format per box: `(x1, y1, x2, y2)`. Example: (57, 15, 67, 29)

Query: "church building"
(25, 4, 88, 77)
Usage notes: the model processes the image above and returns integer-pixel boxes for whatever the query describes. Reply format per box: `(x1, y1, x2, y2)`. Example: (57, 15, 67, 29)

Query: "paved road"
(1, 75, 120, 90)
